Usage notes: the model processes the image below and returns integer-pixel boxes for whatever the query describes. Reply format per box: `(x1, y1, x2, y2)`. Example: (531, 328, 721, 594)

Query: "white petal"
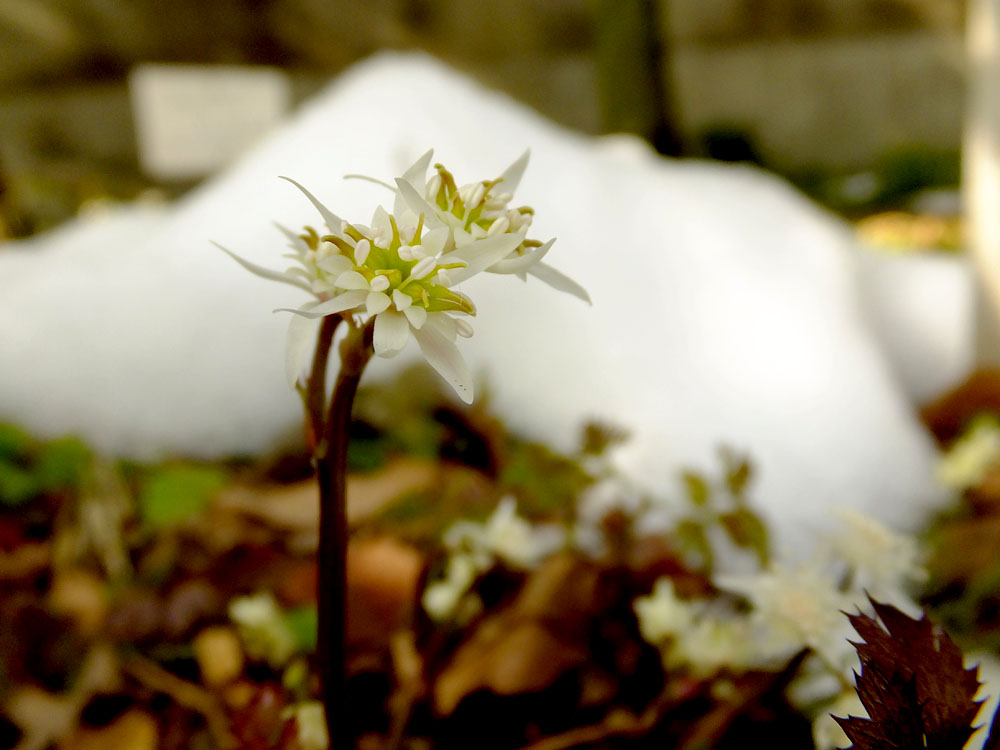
(527, 262, 592, 304)
(354, 239, 371, 265)
(369, 274, 390, 292)
(455, 318, 474, 338)
(487, 216, 510, 237)
(412, 323, 474, 404)
(285, 311, 321, 387)
(425, 312, 458, 341)
(392, 289, 413, 311)
(498, 151, 530, 194)
(366, 291, 391, 315)
(401, 149, 433, 186)
(213, 242, 312, 292)
(403, 305, 427, 329)
(373, 310, 411, 357)
(444, 231, 526, 285)
(422, 226, 450, 256)
(275, 289, 367, 318)
(279, 177, 346, 234)
(395, 177, 442, 226)
(370, 205, 393, 242)
(317, 254, 353, 276)
(410, 256, 437, 279)
(335, 270, 370, 290)
(488, 238, 554, 274)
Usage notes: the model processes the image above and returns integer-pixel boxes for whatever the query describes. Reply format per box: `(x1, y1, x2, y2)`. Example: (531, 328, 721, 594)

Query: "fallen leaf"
(61, 710, 158, 750)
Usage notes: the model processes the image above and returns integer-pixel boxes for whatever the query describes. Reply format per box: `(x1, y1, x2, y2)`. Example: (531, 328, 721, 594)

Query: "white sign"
(129, 64, 291, 181)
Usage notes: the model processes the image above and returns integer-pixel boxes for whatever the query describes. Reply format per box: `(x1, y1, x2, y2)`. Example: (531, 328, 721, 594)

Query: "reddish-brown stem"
(314, 319, 373, 748)
(304, 315, 341, 451)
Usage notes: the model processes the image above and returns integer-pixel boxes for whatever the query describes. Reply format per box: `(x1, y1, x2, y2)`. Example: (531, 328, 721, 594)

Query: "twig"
(122, 654, 236, 748)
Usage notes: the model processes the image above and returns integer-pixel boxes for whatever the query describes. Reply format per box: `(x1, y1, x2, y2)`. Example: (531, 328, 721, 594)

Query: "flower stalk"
(218, 150, 587, 746)
(313, 320, 373, 747)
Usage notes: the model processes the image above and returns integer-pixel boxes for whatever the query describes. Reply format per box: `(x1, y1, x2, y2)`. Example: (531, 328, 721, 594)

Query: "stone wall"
(0, 0, 969, 234)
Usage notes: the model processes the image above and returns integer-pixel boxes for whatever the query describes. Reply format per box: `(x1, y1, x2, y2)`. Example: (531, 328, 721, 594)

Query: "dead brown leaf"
(433, 555, 602, 715)
(215, 456, 439, 534)
(60, 710, 158, 750)
(348, 537, 425, 652)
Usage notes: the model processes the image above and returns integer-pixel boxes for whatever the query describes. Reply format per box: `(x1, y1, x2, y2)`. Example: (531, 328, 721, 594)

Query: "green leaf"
(0, 461, 39, 505)
(138, 465, 226, 530)
(34, 437, 91, 491)
(675, 519, 713, 571)
(284, 605, 318, 653)
(722, 451, 752, 497)
(719, 508, 770, 566)
(681, 471, 710, 506)
(0, 423, 32, 461)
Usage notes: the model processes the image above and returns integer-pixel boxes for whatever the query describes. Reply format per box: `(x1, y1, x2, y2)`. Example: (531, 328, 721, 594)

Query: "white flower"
(633, 578, 696, 646)
(425, 498, 565, 621)
(937, 416, 1000, 491)
(217, 151, 587, 403)
(283, 701, 329, 750)
(443, 496, 564, 569)
(672, 617, 760, 677)
(827, 508, 926, 605)
(392, 150, 591, 303)
(716, 562, 856, 671)
(228, 592, 298, 667)
(634, 578, 761, 677)
(422, 552, 479, 622)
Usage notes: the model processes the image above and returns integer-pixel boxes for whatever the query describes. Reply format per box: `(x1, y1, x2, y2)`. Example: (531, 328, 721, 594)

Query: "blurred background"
(0, 0, 967, 241)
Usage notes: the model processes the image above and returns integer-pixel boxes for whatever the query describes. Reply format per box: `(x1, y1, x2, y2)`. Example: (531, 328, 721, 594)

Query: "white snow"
(0, 52, 969, 553)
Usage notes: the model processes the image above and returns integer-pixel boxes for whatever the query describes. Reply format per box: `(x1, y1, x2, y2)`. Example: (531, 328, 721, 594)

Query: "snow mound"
(0, 52, 955, 552)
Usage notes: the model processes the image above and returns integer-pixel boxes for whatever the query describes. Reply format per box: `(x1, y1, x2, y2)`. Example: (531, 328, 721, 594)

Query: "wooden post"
(966, 0, 1000, 364)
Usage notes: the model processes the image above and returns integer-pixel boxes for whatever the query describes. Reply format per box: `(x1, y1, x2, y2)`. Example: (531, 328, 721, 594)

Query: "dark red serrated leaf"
(836, 598, 983, 750)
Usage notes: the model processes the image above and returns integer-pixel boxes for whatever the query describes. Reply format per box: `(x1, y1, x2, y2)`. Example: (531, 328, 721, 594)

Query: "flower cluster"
(634, 510, 927, 750)
(219, 150, 588, 403)
(422, 497, 565, 621)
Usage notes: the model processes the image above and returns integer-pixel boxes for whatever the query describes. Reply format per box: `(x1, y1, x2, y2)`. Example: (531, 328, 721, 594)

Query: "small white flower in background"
(716, 562, 856, 672)
(827, 508, 926, 606)
(937, 416, 1000, 491)
(633, 578, 696, 646)
(228, 591, 298, 668)
(424, 497, 565, 621)
(672, 617, 759, 678)
(217, 150, 588, 403)
(421, 552, 479, 622)
(282, 701, 329, 750)
(634, 578, 760, 677)
(443, 496, 565, 570)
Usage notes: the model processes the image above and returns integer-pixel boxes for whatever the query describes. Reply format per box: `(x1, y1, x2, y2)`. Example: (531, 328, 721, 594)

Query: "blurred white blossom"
(937, 417, 1000, 491)
(633, 578, 696, 645)
(228, 591, 298, 668)
(827, 508, 926, 606)
(283, 701, 329, 750)
(716, 562, 856, 672)
(423, 497, 565, 621)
